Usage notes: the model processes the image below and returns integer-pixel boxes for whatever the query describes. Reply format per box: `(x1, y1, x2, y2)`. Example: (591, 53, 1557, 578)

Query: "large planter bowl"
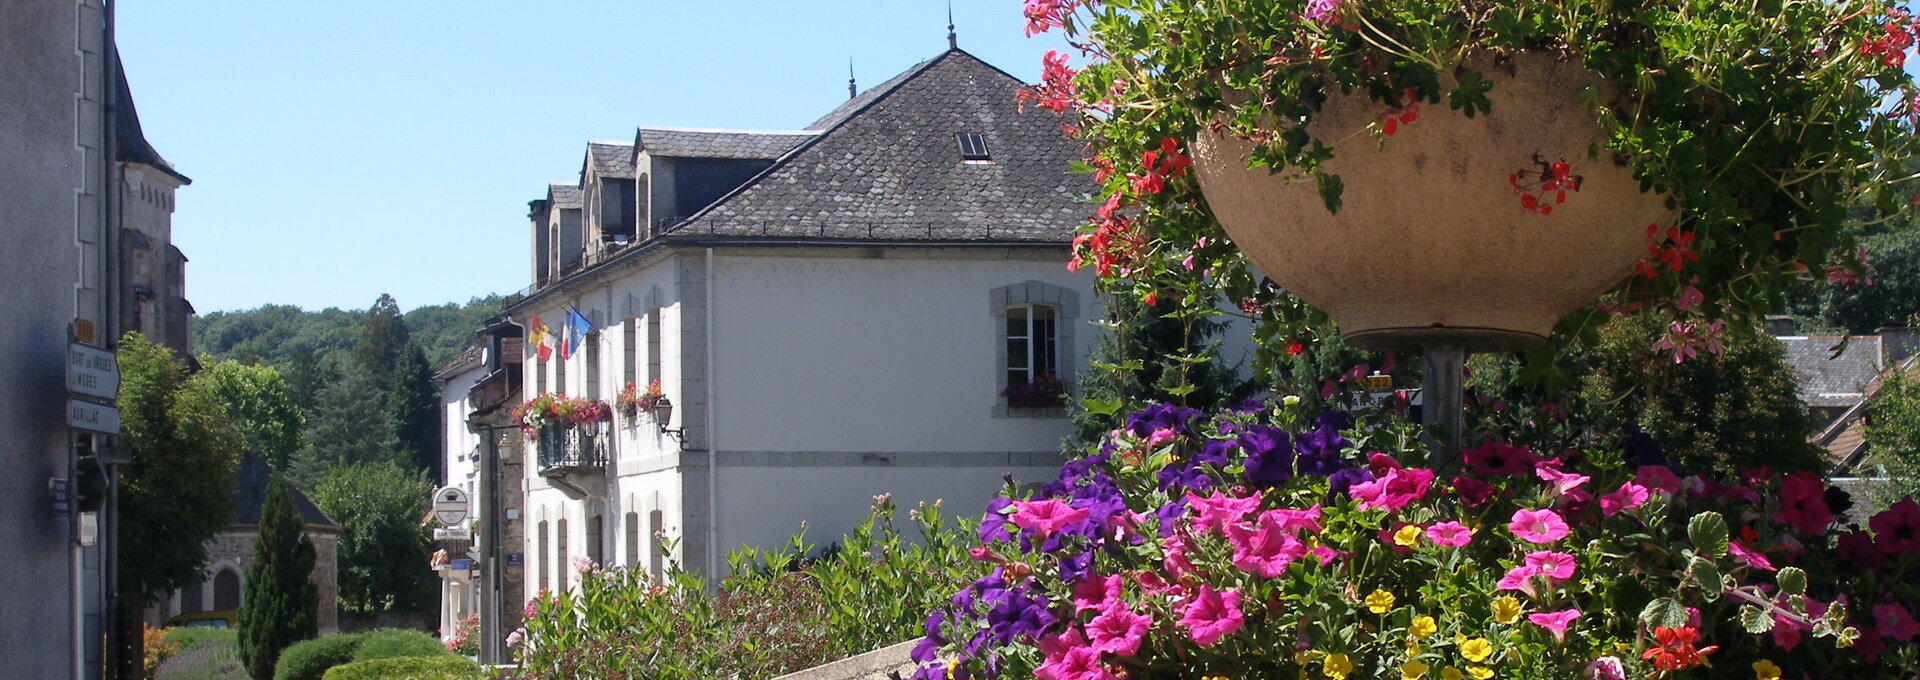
(1192, 53, 1675, 352)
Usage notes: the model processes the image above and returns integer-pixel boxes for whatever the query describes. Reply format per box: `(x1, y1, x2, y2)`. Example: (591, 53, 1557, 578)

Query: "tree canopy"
(117, 332, 242, 602)
(308, 462, 436, 614)
(195, 359, 306, 471)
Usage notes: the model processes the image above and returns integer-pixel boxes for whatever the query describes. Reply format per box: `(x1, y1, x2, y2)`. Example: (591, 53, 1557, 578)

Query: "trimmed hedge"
(320, 656, 483, 680)
(272, 634, 364, 680)
(348, 629, 446, 662)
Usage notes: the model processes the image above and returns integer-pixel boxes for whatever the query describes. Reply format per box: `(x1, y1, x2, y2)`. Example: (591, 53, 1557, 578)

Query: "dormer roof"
(547, 183, 583, 210)
(634, 127, 817, 160)
(583, 142, 635, 180)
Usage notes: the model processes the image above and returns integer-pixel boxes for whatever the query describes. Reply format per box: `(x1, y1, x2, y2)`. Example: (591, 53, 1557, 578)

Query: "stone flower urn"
(1191, 53, 1675, 353)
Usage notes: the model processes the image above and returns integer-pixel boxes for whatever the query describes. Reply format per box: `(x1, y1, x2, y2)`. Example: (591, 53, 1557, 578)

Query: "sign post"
(433, 487, 470, 526)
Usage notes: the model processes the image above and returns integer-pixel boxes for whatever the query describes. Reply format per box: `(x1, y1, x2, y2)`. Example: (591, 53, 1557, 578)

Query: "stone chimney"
(1764, 314, 1798, 337)
(1879, 327, 1919, 366)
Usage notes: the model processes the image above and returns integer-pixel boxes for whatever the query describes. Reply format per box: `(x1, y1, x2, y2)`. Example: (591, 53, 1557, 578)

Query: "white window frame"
(990, 281, 1080, 418)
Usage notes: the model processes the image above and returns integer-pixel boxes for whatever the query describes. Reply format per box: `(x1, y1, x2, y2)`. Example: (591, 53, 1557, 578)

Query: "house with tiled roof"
(1772, 319, 1920, 469)
(499, 47, 1099, 596)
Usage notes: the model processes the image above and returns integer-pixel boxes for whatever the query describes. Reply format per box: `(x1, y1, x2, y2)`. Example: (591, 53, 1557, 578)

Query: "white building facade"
(505, 48, 1099, 594)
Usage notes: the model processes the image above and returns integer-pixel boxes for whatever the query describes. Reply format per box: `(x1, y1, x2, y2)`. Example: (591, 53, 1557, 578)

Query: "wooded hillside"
(192, 294, 512, 373)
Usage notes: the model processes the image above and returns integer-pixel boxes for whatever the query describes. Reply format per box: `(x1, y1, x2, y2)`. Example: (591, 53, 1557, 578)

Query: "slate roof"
(1779, 335, 1885, 408)
(635, 127, 817, 160)
(113, 57, 189, 184)
(230, 453, 335, 528)
(548, 183, 583, 209)
(668, 49, 1090, 243)
(585, 142, 635, 179)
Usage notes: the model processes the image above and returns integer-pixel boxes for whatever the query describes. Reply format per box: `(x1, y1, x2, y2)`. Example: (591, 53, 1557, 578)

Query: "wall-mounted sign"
(504, 553, 523, 567)
(68, 343, 118, 400)
(433, 487, 470, 525)
(449, 558, 472, 571)
(67, 400, 120, 435)
(49, 478, 70, 515)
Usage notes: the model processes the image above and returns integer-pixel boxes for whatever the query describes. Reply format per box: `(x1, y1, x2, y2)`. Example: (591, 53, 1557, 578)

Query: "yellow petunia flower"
(1752, 660, 1783, 680)
(1441, 667, 1464, 680)
(1395, 524, 1424, 546)
(1467, 666, 1494, 680)
(1203, 676, 1229, 680)
(1459, 638, 1493, 663)
(1411, 615, 1438, 638)
(1402, 659, 1431, 679)
(1491, 596, 1523, 625)
(1367, 589, 1397, 614)
(1325, 653, 1354, 680)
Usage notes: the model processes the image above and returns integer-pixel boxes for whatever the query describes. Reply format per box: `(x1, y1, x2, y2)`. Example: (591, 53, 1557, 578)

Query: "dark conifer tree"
(1072, 292, 1252, 446)
(237, 476, 318, 680)
(389, 342, 442, 480)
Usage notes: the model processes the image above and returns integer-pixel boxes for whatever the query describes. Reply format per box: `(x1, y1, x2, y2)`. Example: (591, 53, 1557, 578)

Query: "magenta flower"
(1534, 461, 1590, 495)
(1727, 541, 1776, 572)
(1036, 635, 1117, 680)
(1869, 498, 1920, 555)
(1599, 481, 1649, 516)
(1425, 521, 1474, 547)
(1086, 605, 1152, 657)
(1462, 442, 1538, 477)
(1583, 656, 1626, 680)
(1451, 476, 1496, 507)
(1348, 467, 1436, 512)
(1072, 573, 1124, 613)
(1509, 508, 1571, 544)
(1303, 0, 1342, 24)
(1178, 585, 1245, 646)
(1524, 550, 1577, 581)
(1162, 534, 1197, 578)
(1310, 544, 1343, 566)
(1635, 465, 1683, 494)
(1528, 609, 1581, 642)
(1226, 512, 1309, 578)
(1497, 564, 1541, 595)
(1266, 505, 1324, 534)
(1012, 499, 1090, 537)
(1772, 472, 1833, 535)
(1185, 491, 1261, 536)
(1876, 602, 1920, 643)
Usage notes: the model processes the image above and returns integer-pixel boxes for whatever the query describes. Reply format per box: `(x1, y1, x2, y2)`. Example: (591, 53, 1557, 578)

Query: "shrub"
(154, 631, 246, 680)
(146, 624, 183, 675)
(320, 656, 483, 680)
(239, 475, 319, 680)
(272, 634, 363, 680)
(349, 629, 448, 662)
(164, 627, 238, 649)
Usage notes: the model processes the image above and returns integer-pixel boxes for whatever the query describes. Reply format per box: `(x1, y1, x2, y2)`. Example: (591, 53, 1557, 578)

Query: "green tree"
(388, 343, 441, 480)
(1072, 293, 1252, 445)
(237, 476, 318, 680)
(352, 294, 410, 381)
(292, 366, 400, 486)
(197, 359, 307, 471)
(117, 332, 243, 602)
(1795, 227, 1920, 334)
(282, 348, 333, 416)
(1862, 367, 1920, 511)
(309, 462, 436, 614)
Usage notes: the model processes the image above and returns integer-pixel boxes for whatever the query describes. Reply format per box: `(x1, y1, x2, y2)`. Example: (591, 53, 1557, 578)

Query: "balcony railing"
(535, 422, 608, 474)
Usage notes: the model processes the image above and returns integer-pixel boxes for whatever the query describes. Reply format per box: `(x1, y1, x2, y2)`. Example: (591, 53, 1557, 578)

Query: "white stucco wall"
(439, 363, 484, 493)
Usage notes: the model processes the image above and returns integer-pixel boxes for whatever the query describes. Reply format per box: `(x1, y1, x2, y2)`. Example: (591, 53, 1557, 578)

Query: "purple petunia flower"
(1126, 404, 1202, 437)
(1239, 424, 1295, 486)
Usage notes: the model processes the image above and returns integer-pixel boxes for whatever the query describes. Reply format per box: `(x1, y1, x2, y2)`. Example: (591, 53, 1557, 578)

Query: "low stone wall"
(765, 639, 921, 680)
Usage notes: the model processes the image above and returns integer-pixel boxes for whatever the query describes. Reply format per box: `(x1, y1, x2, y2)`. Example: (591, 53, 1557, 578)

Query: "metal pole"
(1421, 344, 1465, 466)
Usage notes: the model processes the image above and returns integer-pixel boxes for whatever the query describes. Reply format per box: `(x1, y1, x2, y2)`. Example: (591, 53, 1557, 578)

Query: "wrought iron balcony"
(535, 422, 608, 474)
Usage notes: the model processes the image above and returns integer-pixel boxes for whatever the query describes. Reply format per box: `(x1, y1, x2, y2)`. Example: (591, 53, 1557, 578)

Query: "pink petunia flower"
(1452, 476, 1496, 507)
(1509, 508, 1571, 544)
(1011, 499, 1090, 537)
(1635, 465, 1683, 495)
(1463, 442, 1539, 477)
(1534, 459, 1591, 495)
(1162, 534, 1197, 578)
(1086, 605, 1152, 657)
(1226, 512, 1309, 578)
(1772, 472, 1834, 535)
(1348, 466, 1436, 512)
(1073, 573, 1124, 613)
(1178, 585, 1245, 646)
(1185, 491, 1261, 536)
(1497, 564, 1541, 595)
(1727, 541, 1776, 572)
(1875, 602, 1920, 643)
(1036, 632, 1119, 680)
(1310, 545, 1344, 566)
(1599, 481, 1650, 516)
(1869, 498, 1920, 555)
(1266, 505, 1325, 534)
(1425, 521, 1474, 547)
(1525, 551, 1577, 581)
(1528, 609, 1582, 642)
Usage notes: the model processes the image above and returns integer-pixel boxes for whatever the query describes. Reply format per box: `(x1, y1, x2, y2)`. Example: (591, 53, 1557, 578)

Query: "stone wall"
(148, 525, 341, 632)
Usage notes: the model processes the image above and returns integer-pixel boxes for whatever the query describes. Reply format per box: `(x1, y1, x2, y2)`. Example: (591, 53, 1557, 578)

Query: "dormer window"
(957, 132, 991, 162)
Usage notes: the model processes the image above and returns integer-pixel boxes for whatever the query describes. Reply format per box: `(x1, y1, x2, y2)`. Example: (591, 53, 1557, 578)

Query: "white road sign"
(68, 344, 118, 400)
(433, 487, 470, 525)
(67, 399, 120, 435)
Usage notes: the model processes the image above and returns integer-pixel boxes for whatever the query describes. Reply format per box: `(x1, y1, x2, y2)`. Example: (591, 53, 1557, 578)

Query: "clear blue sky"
(115, 1, 1072, 313)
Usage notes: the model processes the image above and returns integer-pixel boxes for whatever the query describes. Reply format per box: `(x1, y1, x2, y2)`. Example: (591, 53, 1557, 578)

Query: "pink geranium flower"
(1425, 521, 1474, 547)
(1011, 499, 1089, 537)
(1185, 491, 1261, 536)
(1347, 466, 1436, 512)
(1086, 605, 1152, 657)
(1528, 609, 1581, 642)
(1599, 481, 1650, 516)
(1510, 508, 1571, 544)
(1178, 585, 1245, 646)
(1226, 512, 1309, 578)
(1772, 472, 1833, 535)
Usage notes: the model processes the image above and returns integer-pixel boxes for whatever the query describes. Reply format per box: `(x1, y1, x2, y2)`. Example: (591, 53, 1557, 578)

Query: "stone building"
(505, 45, 1111, 608)
(2, 2, 194, 676)
(146, 454, 342, 632)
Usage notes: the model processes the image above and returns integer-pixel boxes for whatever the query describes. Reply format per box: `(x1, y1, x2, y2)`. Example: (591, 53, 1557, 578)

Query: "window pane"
(1009, 369, 1029, 388)
(1007, 338, 1028, 369)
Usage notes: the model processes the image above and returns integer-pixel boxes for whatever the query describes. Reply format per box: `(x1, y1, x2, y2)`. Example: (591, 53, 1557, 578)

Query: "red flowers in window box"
(1005, 373, 1069, 409)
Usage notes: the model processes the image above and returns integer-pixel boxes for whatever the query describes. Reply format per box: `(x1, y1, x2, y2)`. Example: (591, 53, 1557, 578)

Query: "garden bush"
(319, 655, 483, 680)
(350, 628, 448, 662)
(164, 627, 239, 648)
(272, 633, 364, 680)
(154, 629, 246, 680)
(510, 497, 982, 679)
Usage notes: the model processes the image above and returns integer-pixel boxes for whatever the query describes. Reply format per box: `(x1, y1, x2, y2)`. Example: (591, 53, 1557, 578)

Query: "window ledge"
(992, 405, 1069, 419)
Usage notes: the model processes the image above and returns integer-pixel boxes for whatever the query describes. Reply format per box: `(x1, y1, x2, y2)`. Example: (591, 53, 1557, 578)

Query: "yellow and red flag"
(528, 315, 553, 361)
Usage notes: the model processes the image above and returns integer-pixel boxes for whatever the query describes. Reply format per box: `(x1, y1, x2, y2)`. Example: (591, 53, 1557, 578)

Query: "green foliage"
(239, 476, 319, 679)
(193, 294, 510, 376)
(348, 629, 447, 662)
(154, 630, 246, 680)
(1072, 292, 1252, 446)
(1795, 201, 1920, 335)
(319, 656, 482, 680)
(293, 366, 400, 486)
(118, 332, 243, 602)
(164, 627, 238, 648)
(308, 463, 436, 614)
(1862, 367, 1920, 511)
(198, 359, 307, 470)
(272, 634, 364, 680)
(387, 343, 442, 480)
(512, 498, 984, 680)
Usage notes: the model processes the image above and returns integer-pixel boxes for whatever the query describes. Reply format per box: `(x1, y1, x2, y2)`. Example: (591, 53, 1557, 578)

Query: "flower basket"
(615, 380, 664, 422)
(1005, 373, 1070, 409)
(513, 393, 613, 439)
(1190, 54, 1673, 351)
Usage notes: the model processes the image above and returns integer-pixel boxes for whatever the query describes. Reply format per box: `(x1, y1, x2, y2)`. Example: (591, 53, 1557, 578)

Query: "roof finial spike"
(947, 2, 958, 50)
(847, 58, 857, 100)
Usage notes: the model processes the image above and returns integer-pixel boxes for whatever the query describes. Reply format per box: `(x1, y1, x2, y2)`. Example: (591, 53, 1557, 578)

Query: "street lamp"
(651, 397, 684, 442)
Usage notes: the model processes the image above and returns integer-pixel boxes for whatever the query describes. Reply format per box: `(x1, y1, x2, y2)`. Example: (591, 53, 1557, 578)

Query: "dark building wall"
(670, 158, 774, 223)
